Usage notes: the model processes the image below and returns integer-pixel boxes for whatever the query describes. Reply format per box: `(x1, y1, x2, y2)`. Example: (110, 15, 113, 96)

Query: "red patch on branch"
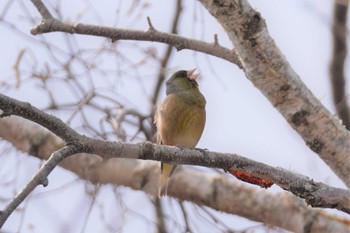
(227, 170, 273, 188)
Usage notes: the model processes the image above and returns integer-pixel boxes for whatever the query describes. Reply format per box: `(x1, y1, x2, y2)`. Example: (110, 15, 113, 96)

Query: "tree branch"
(30, 0, 53, 19)
(197, 0, 350, 187)
(0, 93, 80, 142)
(0, 116, 349, 232)
(29, 0, 241, 68)
(28, 0, 350, 187)
(0, 145, 78, 227)
(330, 0, 350, 130)
(1, 0, 346, 231)
(0, 93, 349, 217)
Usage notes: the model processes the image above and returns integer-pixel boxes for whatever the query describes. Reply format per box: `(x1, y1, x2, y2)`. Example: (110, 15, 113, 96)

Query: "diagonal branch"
(197, 0, 350, 187)
(0, 145, 79, 227)
(28, 0, 350, 186)
(330, 0, 350, 130)
(0, 93, 80, 142)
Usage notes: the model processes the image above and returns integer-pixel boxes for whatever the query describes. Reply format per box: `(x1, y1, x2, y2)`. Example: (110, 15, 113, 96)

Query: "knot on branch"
(40, 177, 49, 187)
(31, 18, 75, 35)
(174, 43, 184, 51)
(29, 133, 50, 155)
(141, 141, 156, 160)
(307, 138, 325, 154)
(291, 110, 310, 126)
(0, 108, 11, 117)
(242, 13, 263, 46)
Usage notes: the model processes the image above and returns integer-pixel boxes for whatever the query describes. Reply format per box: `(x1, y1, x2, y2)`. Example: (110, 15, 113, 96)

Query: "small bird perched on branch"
(155, 69, 206, 197)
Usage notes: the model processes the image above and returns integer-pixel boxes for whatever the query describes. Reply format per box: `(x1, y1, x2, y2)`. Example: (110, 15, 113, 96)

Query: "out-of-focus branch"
(330, 0, 350, 130)
(0, 145, 79, 227)
(150, 1, 184, 228)
(198, 0, 350, 187)
(154, 198, 166, 233)
(0, 93, 349, 216)
(151, 0, 183, 106)
(0, 116, 349, 233)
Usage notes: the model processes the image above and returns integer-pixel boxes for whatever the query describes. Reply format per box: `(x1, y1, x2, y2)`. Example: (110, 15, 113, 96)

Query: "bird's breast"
(156, 94, 206, 148)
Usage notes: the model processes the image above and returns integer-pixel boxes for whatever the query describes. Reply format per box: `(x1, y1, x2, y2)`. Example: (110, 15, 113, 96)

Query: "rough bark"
(0, 116, 349, 233)
(198, 0, 350, 187)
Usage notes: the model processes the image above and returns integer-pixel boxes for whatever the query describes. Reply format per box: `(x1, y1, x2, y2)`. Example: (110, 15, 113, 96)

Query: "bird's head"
(166, 69, 200, 95)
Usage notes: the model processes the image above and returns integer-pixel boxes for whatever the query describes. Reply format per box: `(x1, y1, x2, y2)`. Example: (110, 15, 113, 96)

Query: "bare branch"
(29, 5, 241, 67)
(13, 48, 26, 88)
(0, 117, 349, 233)
(30, 0, 53, 20)
(1, 0, 349, 231)
(154, 198, 166, 233)
(0, 93, 349, 216)
(330, 0, 350, 130)
(28, 0, 350, 186)
(0, 93, 80, 142)
(213, 34, 219, 46)
(0, 145, 78, 227)
(147, 17, 156, 32)
(198, 0, 350, 187)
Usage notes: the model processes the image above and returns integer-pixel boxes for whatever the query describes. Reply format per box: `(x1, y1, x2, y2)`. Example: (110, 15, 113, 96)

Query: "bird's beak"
(187, 68, 200, 80)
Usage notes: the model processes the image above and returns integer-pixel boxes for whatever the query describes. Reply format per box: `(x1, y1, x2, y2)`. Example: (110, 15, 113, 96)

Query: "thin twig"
(147, 17, 156, 32)
(13, 48, 26, 88)
(0, 145, 79, 227)
(30, 0, 53, 20)
(179, 202, 192, 233)
(154, 198, 167, 233)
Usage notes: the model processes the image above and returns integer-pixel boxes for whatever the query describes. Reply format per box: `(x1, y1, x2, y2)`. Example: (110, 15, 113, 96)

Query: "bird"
(154, 69, 206, 197)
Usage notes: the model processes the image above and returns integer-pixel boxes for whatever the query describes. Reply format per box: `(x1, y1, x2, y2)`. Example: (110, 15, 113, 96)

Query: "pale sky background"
(0, 0, 349, 232)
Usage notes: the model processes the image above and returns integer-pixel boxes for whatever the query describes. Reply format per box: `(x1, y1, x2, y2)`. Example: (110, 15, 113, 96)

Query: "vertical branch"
(154, 198, 167, 233)
(330, 0, 350, 129)
(151, 0, 183, 106)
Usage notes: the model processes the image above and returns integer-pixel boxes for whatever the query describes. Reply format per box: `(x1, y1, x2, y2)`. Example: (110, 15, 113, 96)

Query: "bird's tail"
(158, 163, 176, 197)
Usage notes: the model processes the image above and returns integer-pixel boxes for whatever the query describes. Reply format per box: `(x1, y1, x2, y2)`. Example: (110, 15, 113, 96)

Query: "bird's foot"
(194, 147, 208, 154)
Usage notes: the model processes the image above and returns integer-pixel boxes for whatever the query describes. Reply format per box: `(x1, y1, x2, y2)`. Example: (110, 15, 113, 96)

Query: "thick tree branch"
(0, 0, 346, 231)
(197, 0, 350, 187)
(0, 93, 349, 217)
(0, 93, 80, 142)
(0, 116, 349, 233)
(330, 0, 350, 130)
(29, 0, 350, 186)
